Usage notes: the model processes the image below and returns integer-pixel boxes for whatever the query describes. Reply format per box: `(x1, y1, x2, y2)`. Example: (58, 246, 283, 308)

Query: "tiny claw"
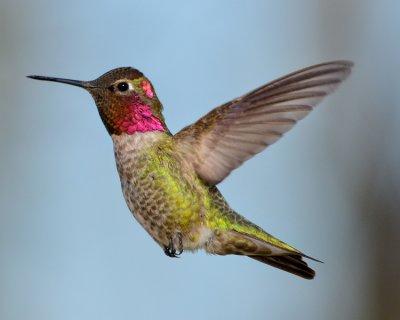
(164, 245, 179, 258)
(163, 234, 183, 258)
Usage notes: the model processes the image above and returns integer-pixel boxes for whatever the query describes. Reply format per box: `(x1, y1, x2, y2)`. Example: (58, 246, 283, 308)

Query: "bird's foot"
(164, 233, 183, 258)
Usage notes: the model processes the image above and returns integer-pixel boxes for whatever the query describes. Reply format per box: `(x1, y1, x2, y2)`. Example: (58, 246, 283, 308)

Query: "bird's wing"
(174, 61, 353, 185)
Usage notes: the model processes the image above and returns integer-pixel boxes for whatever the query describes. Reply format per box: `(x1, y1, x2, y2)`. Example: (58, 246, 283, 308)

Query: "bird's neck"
(112, 131, 169, 163)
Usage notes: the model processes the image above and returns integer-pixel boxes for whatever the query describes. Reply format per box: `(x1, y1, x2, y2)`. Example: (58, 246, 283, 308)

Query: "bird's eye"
(117, 82, 129, 92)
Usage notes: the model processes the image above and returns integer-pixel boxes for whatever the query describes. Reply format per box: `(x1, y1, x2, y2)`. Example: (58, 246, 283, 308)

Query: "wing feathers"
(175, 61, 353, 184)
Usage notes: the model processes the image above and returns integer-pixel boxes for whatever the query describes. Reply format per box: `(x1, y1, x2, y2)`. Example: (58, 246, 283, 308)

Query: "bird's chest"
(111, 133, 205, 245)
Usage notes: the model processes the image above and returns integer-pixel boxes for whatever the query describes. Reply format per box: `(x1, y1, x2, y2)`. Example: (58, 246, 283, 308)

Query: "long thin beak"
(27, 75, 95, 89)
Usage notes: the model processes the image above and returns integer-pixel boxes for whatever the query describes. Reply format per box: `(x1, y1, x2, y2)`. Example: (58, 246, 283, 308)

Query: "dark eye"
(117, 82, 129, 92)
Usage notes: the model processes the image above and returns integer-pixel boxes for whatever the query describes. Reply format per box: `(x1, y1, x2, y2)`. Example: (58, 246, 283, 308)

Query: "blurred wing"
(174, 61, 353, 185)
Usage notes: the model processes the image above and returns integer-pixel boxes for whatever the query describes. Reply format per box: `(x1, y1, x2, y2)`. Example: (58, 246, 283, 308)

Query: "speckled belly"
(112, 132, 211, 250)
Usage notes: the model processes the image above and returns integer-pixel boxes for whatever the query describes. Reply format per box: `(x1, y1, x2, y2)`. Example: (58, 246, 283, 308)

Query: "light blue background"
(1, 1, 399, 319)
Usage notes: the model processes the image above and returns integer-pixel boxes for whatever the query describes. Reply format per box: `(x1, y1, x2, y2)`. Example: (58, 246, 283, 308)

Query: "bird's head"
(28, 67, 167, 135)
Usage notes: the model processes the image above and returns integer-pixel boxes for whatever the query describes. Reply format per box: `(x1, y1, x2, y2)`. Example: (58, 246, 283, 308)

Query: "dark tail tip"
(250, 254, 316, 280)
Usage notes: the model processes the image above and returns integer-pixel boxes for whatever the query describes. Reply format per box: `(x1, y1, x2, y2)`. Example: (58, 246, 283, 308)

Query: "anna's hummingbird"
(28, 61, 352, 279)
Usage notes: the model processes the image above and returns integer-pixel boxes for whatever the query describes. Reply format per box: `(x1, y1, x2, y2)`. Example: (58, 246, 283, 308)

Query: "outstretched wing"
(174, 61, 353, 185)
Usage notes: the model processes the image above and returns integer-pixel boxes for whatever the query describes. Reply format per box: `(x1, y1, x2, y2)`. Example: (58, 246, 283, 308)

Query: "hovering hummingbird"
(28, 61, 352, 279)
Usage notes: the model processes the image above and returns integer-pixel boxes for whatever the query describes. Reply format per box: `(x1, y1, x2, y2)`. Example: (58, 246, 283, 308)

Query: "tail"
(249, 254, 316, 280)
(207, 229, 320, 280)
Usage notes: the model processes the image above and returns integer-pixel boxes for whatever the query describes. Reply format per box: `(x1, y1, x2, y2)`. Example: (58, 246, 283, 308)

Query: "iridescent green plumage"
(113, 131, 297, 252)
(28, 61, 353, 279)
(112, 130, 315, 278)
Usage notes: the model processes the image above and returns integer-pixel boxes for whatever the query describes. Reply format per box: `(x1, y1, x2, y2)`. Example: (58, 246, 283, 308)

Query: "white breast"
(111, 131, 165, 154)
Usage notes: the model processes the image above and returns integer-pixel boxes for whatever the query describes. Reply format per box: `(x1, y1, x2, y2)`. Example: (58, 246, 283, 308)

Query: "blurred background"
(1, 1, 399, 319)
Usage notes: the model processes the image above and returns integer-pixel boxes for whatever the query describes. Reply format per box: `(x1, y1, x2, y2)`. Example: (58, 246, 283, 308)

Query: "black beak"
(27, 75, 95, 89)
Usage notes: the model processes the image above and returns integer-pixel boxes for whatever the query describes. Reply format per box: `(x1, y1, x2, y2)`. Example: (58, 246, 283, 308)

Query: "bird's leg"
(174, 233, 183, 256)
(163, 233, 183, 258)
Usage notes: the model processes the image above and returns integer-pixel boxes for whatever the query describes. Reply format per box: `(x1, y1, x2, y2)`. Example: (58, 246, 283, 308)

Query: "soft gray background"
(1, 1, 399, 319)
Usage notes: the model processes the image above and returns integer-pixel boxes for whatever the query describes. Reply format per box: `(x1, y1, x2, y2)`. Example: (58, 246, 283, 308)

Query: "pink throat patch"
(116, 98, 164, 134)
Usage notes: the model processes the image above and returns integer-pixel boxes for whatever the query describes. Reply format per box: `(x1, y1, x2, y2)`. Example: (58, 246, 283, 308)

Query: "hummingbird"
(28, 60, 352, 279)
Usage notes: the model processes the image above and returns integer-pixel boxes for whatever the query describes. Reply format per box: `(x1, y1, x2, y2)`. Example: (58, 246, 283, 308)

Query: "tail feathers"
(249, 254, 316, 280)
(206, 228, 320, 279)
